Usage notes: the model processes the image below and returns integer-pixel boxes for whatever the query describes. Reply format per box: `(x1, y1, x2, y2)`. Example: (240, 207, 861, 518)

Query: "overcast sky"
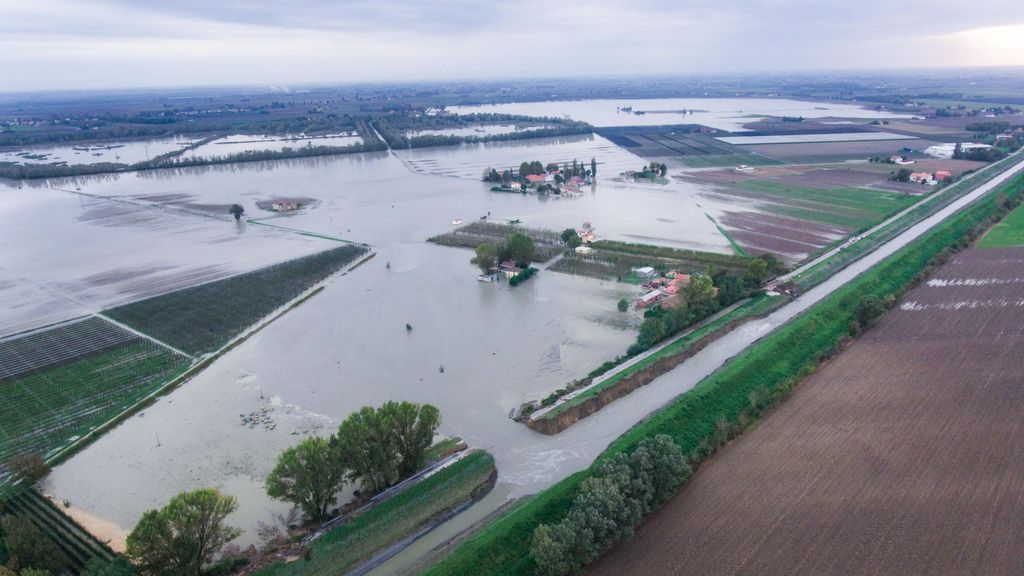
(2, 0, 1023, 91)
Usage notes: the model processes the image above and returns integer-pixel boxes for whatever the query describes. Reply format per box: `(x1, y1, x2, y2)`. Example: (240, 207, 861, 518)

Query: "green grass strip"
(704, 212, 750, 257)
(977, 200, 1024, 248)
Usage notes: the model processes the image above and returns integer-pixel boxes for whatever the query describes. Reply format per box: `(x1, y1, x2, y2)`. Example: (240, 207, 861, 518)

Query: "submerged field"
(104, 244, 367, 355)
(590, 247, 1024, 576)
(0, 317, 189, 463)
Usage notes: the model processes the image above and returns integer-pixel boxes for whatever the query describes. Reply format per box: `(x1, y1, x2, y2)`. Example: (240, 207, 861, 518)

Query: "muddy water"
(39, 134, 779, 548)
(449, 98, 912, 131)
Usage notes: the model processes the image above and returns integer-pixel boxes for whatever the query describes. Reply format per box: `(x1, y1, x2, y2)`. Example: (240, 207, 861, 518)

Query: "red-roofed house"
(525, 174, 545, 184)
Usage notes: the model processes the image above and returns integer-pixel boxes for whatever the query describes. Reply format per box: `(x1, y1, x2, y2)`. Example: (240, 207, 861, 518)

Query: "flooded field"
(23, 132, 875, 548)
(0, 182, 338, 337)
(0, 136, 197, 166)
(449, 98, 912, 131)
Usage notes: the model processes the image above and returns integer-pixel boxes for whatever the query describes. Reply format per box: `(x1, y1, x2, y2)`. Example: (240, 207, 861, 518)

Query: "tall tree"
(126, 489, 241, 576)
(334, 406, 397, 493)
(384, 402, 441, 478)
(266, 436, 348, 523)
(471, 243, 498, 274)
(591, 157, 597, 177)
(505, 233, 536, 264)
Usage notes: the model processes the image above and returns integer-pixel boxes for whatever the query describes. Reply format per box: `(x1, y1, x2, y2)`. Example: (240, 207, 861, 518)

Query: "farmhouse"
(498, 260, 521, 278)
(525, 174, 545, 185)
(934, 170, 952, 181)
(909, 172, 936, 185)
(509, 181, 522, 191)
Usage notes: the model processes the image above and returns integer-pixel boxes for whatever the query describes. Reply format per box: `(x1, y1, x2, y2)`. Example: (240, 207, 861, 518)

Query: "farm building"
(934, 170, 952, 181)
(910, 172, 936, 185)
(633, 266, 658, 279)
(525, 174, 545, 184)
(510, 181, 522, 191)
(498, 260, 521, 278)
(635, 289, 664, 309)
(271, 201, 299, 212)
(574, 245, 593, 255)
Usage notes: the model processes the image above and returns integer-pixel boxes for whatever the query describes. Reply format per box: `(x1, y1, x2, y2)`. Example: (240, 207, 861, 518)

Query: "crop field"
(104, 244, 367, 355)
(589, 246, 1024, 576)
(702, 179, 919, 262)
(596, 126, 781, 168)
(978, 201, 1024, 248)
(0, 318, 189, 463)
(1, 489, 116, 573)
(427, 221, 563, 262)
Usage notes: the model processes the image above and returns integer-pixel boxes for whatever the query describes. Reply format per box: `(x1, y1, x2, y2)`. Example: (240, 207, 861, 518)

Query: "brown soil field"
(590, 246, 1024, 576)
(719, 211, 844, 262)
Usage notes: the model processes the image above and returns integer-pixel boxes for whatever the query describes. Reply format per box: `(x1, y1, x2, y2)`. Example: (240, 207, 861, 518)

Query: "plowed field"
(590, 246, 1024, 576)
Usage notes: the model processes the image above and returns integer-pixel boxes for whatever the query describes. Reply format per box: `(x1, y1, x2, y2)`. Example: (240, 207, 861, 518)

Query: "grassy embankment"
(256, 450, 495, 576)
(424, 156, 1024, 576)
(105, 244, 367, 355)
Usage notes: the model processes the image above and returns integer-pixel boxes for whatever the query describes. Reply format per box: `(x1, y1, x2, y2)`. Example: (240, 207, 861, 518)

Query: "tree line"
(529, 435, 689, 576)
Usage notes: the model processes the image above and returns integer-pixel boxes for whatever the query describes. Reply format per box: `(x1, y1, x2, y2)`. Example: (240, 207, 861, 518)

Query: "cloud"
(0, 0, 1022, 91)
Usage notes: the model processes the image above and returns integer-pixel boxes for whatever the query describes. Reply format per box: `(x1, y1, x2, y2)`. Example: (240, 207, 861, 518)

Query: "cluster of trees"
(483, 158, 596, 184)
(113, 401, 441, 575)
(628, 254, 783, 355)
(952, 142, 1008, 163)
(965, 120, 1010, 134)
(126, 489, 240, 576)
(529, 435, 689, 576)
(636, 162, 668, 178)
(472, 233, 537, 273)
(267, 401, 441, 522)
(560, 228, 582, 249)
(508, 267, 538, 287)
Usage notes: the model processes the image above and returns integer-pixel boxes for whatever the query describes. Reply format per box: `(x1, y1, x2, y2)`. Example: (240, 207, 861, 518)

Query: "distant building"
(510, 181, 522, 191)
(498, 260, 520, 278)
(574, 245, 593, 255)
(934, 170, 952, 181)
(525, 174, 545, 184)
(271, 201, 298, 212)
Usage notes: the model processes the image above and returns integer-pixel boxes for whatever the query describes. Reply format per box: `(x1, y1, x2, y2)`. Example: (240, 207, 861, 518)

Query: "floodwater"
(449, 98, 912, 131)
(36, 133, 792, 547)
(0, 136, 197, 166)
(185, 133, 364, 159)
(0, 183, 336, 338)
(405, 124, 549, 139)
